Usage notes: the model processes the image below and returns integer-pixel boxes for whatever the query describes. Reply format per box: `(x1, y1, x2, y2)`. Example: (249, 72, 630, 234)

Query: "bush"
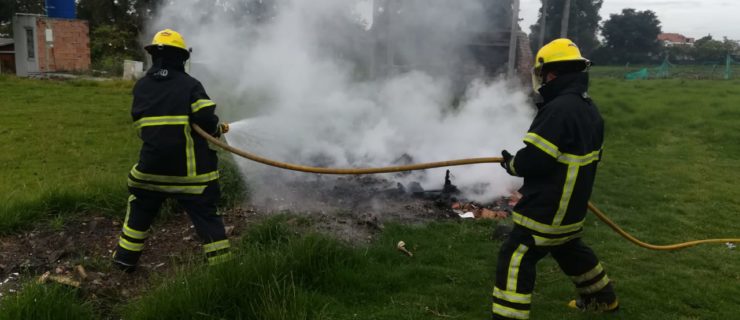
(218, 152, 249, 209)
(89, 24, 143, 77)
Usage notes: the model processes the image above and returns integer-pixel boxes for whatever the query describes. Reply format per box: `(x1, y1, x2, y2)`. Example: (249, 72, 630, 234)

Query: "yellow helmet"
(532, 38, 590, 92)
(146, 29, 188, 52)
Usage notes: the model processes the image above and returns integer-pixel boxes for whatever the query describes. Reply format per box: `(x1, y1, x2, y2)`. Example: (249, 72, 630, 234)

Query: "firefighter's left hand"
(500, 150, 516, 176)
(220, 123, 230, 134)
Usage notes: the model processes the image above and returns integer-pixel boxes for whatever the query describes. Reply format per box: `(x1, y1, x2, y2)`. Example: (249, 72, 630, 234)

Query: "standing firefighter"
(113, 29, 232, 272)
(494, 39, 618, 319)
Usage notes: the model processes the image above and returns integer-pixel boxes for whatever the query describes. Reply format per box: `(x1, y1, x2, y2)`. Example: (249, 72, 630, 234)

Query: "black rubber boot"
(112, 248, 141, 273)
(568, 298, 620, 313)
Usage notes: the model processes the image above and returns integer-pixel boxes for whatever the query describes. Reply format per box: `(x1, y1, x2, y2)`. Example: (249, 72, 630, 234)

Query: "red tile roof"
(658, 33, 694, 44)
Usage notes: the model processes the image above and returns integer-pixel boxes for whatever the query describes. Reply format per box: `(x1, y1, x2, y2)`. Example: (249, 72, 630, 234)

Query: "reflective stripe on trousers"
(493, 244, 533, 319)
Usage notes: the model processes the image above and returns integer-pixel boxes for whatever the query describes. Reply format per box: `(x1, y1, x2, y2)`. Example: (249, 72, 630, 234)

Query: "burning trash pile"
(452, 202, 510, 220)
(407, 170, 520, 221)
(253, 168, 521, 222)
(451, 191, 520, 220)
(246, 165, 521, 243)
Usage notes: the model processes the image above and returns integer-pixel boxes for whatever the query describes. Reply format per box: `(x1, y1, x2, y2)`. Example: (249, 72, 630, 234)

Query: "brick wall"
(35, 18, 91, 73)
(516, 31, 534, 86)
(516, 32, 533, 84)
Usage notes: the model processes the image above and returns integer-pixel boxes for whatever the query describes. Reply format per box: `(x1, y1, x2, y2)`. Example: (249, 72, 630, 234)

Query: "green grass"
(3, 75, 740, 319)
(121, 216, 499, 320)
(0, 75, 138, 232)
(581, 78, 740, 319)
(0, 75, 246, 233)
(122, 217, 346, 319)
(125, 78, 740, 319)
(0, 283, 96, 320)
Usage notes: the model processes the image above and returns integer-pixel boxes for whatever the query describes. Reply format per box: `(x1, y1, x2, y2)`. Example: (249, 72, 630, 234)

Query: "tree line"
(530, 1, 738, 64)
(1, 0, 737, 74)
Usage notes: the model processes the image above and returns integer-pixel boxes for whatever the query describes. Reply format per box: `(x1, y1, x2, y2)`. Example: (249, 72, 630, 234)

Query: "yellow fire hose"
(193, 124, 740, 251)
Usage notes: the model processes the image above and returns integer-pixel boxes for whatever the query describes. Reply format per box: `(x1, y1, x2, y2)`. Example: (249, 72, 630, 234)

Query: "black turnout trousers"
(113, 183, 231, 267)
(492, 226, 616, 319)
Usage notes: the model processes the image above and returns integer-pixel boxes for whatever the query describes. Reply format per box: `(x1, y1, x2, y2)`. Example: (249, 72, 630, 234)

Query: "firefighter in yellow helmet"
(493, 39, 619, 319)
(112, 29, 231, 272)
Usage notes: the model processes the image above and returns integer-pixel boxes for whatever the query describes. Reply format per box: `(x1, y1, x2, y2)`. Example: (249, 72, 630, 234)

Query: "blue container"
(46, 0, 76, 19)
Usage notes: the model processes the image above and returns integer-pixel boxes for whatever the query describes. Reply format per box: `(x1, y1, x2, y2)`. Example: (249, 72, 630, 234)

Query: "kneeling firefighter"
(113, 29, 232, 272)
(493, 39, 619, 319)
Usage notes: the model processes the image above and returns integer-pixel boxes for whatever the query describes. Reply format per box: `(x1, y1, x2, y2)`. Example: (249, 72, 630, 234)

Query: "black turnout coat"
(506, 72, 604, 246)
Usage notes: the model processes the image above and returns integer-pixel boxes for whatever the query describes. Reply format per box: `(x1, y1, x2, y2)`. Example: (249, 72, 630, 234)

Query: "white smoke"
(150, 0, 533, 203)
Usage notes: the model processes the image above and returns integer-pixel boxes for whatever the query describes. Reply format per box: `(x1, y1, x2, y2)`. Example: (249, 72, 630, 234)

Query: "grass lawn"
(0, 75, 139, 233)
(1, 74, 739, 319)
(0, 75, 244, 233)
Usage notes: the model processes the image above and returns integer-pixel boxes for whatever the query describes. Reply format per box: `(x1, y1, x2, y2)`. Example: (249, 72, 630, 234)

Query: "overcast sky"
(519, 0, 740, 40)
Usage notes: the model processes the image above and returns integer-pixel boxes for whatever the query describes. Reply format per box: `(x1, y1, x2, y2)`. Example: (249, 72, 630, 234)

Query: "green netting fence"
(623, 54, 739, 80)
(724, 54, 739, 80)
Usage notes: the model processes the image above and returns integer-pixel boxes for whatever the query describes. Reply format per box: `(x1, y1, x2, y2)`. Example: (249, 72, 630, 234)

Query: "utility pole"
(560, 0, 571, 38)
(507, 0, 520, 78)
(538, 0, 548, 49)
(45, 22, 53, 74)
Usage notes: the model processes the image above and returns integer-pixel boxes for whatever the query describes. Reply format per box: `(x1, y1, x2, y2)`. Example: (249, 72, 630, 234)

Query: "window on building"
(26, 28, 35, 59)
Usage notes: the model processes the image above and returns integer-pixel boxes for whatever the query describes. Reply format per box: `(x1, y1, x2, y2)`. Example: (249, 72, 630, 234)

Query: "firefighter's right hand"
(500, 150, 516, 176)
(220, 123, 230, 134)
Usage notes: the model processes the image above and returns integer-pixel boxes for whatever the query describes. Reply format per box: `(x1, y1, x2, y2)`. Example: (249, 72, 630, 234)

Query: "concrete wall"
(13, 14, 39, 77)
(12, 14, 91, 76)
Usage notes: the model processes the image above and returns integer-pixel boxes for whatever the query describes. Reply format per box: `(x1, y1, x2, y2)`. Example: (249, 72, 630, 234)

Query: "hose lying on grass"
(193, 124, 740, 251)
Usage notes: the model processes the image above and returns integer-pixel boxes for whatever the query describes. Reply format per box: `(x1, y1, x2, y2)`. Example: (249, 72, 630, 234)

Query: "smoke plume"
(149, 0, 534, 205)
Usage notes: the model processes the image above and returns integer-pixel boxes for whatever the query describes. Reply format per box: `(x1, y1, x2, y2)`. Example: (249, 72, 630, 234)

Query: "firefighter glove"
(500, 150, 517, 176)
(220, 123, 230, 134)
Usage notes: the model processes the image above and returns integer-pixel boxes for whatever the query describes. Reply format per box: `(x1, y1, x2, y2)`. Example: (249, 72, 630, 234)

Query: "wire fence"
(590, 55, 740, 80)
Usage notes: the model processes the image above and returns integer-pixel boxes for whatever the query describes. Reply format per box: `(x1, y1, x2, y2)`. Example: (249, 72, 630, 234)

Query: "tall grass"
(122, 217, 352, 319)
(0, 283, 96, 320)
(218, 153, 250, 209)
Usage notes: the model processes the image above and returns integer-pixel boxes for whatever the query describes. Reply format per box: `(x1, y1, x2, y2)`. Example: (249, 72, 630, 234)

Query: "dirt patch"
(0, 207, 260, 310)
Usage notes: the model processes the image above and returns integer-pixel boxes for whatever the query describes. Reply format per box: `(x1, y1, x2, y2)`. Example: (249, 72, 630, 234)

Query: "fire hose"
(193, 124, 740, 251)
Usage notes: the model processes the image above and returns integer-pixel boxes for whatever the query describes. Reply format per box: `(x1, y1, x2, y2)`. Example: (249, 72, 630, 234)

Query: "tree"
(77, 0, 145, 64)
(77, 0, 170, 69)
(599, 8, 662, 64)
(0, 0, 44, 37)
(0, 2, 11, 37)
(131, 0, 166, 28)
(665, 43, 694, 62)
(723, 38, 740, 56)
(529, 0, 603, 56)
(692, 35, 722, 62)
(689, 35, 740, 62)
(230, 0, 280, 24)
